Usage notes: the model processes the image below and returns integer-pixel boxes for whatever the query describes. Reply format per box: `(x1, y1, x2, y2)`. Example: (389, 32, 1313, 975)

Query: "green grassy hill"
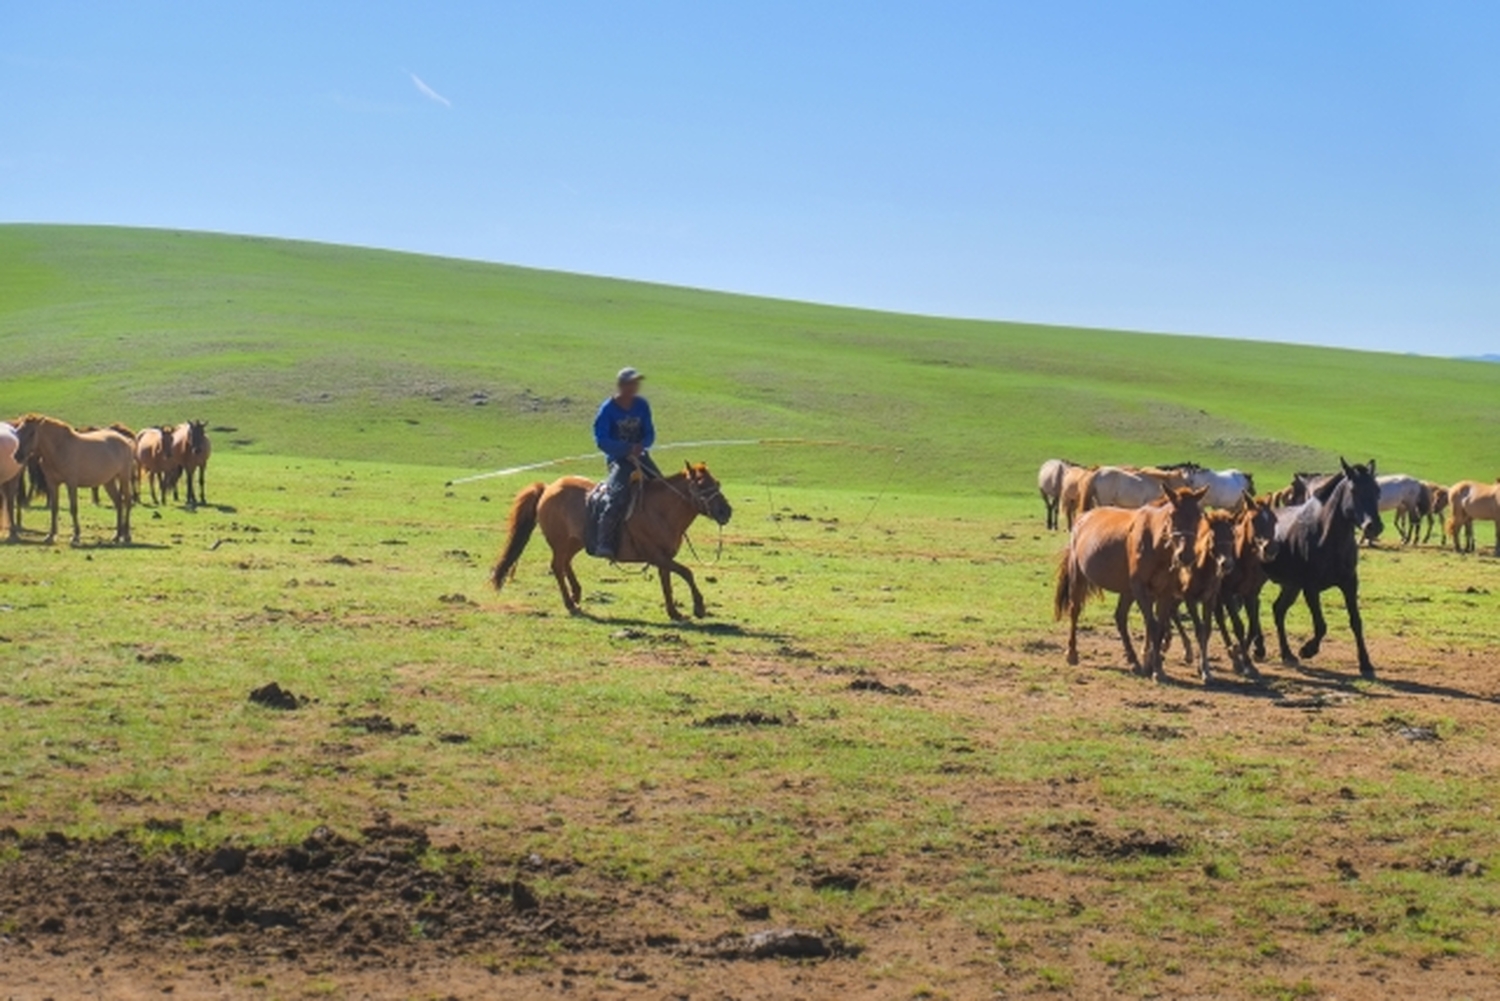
(3, 224, 1495, 493)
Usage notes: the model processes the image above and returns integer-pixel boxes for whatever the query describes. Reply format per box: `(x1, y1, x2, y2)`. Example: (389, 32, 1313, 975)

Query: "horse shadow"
(173, 503, 238, 515)
(575, 611, 790, 644)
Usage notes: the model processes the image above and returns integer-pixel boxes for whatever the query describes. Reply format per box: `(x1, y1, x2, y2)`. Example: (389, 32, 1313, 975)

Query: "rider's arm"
(639, 400, 656, 451)
(594, 402, 631, 460)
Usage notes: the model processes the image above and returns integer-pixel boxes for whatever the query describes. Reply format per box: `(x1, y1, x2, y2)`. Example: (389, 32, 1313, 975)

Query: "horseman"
(591, 366, 661, 559)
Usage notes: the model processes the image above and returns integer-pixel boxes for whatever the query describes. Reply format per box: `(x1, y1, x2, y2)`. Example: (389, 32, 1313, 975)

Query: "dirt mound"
(339, 714, 419, 735)
(1046, 819, 1186, 860)
(693, 710, 789, 728)
(848, 677, 920, 696)
(249, 682, 305, 710)
(0, 821, 594, 963)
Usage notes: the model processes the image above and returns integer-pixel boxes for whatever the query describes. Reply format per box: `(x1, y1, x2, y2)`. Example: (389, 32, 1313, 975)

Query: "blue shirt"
(593, 396, 655, 462)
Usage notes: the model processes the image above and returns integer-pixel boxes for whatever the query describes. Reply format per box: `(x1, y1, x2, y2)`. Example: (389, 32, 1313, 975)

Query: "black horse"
(1259, 458, 1383, 679)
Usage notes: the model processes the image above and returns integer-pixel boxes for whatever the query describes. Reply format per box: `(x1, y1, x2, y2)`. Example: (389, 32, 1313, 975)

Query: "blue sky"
(3, 2, 1496, 355)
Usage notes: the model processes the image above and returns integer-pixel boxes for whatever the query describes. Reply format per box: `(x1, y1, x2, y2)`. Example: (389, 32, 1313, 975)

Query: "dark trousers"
(597, 453, 662, 555)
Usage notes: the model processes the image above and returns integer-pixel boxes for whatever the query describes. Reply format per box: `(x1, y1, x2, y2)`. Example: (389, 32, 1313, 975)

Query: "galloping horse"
(1209, 497, 1280, 671)
(1, 421, 24, 541)
(1259, 459, 1383, 678)
(1037, 458, 1078, 531)
(492, 462, 734, 620)
(13, 414, 135, 545)
(1448, 479, 1500, 556)
(169, 420, 212, 506)
(1053, 486, 1208, 679)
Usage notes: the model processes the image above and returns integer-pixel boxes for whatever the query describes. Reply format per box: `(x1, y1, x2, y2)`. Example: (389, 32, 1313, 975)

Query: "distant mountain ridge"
(1462, 354, 1500, 363)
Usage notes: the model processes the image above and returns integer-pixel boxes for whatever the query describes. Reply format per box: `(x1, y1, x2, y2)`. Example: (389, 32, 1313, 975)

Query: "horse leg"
(1170, 608, 1193, 665)
(1111, 592, 1141, 672)
(1334, 580, 1375, 679)
(43, 486, 59, 544)
(1298, 588, 1328, 662)
(550, 552, 580, 614)
(198, 465, 207, 505)
(1271, 584, 1301, 666)
(1189, 600, 1214, 683)
(66, 485, 82, 545)
(666, 560, 708, 618)
(118, 475, 132, 543)
(657, 564, 686, 621)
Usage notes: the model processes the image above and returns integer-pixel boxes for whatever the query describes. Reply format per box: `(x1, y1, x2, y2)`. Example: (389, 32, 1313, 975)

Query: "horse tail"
(1052, 550, 1073, 621)
(491, 482, 546, 589)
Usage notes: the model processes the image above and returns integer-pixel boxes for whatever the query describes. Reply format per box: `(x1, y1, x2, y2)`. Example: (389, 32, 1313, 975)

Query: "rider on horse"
(591, 366, 661, 559)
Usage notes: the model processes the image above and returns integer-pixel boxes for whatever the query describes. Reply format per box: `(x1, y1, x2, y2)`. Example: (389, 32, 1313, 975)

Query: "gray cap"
(616, 366, 645, 384)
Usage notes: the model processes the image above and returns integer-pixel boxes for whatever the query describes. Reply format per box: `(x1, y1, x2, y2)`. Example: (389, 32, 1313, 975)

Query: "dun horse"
(134, 425, 179, 505)
(491, 462, 733, 620)
(13, 414, 135, 545)
(1448, 479, 1500, 556)
(1037, 458, 1077, 531)
(168, 420, 212, 507)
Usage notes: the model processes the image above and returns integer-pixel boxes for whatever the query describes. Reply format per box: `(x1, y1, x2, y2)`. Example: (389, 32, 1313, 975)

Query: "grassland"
(1, 225, 1499, 999)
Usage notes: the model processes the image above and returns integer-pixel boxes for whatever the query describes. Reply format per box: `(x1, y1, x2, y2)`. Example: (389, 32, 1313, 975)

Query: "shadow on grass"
(576, 611, 790, 644)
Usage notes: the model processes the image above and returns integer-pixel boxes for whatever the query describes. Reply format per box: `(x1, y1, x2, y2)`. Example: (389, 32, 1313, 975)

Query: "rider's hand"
(630, 444, 644, 458)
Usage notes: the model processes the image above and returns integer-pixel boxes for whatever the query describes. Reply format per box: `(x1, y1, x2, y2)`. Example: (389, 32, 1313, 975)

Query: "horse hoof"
(1360, 665, 1377, 681)
(1281, 655, 1300, 668)
(1066, 653, 1080, 667)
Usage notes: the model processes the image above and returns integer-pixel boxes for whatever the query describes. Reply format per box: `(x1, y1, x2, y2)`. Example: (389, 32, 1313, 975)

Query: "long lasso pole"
(444, 438, 902, 487)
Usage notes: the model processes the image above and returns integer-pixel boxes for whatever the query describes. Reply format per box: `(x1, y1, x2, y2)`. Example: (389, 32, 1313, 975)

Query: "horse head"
(1204, 512, 1238, 579)
(188, 420, 208, 456)
(1339, 457, 1383, 541)
(684, 462, 733, 526)
(1240, 495, 1280, 562)
(1164, 486, 1209, 570)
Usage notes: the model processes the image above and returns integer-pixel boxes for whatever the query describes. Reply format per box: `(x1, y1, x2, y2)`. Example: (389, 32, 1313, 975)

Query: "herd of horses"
(0, 415, 212, 545)
(1041, 458, 1500, 685)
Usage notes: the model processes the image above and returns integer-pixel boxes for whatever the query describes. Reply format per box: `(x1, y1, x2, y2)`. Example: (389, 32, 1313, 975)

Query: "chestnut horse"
(1448, 479, 1500, 556)
(13, 414, 134, 545)
(491, 462, 734, 620)
(1208, 497, 1281, 672)
(1053, 486, 1208, 679)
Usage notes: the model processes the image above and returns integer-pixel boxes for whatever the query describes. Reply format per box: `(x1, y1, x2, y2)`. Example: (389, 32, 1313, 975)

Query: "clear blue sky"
(4, 2, 1497, 355)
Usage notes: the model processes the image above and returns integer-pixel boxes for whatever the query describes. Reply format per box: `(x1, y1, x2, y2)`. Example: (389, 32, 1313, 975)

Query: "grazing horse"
(1372, 474, 1428, 545)
(134, 426, 179, 505)
(1053, 486, 1208, 678)
(1037, 458, 1078, 531)
(1448, 479, 1500, 556)
(13, 414, 135, 545)
(492, 462, 734, 620)
(1181, 466, 1257, 511)
(169, 420, 212, 506)
(1079, 465, 1191, 513)
(1259, 459, 1383, 678)
(1, 421, 24, 541)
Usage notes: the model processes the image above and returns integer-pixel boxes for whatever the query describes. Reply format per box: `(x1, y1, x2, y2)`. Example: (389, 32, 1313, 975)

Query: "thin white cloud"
(405, 69, 451, 108)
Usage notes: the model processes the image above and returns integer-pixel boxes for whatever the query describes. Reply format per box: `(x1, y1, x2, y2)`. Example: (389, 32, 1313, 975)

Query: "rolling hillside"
(2, 224, 1496, 493)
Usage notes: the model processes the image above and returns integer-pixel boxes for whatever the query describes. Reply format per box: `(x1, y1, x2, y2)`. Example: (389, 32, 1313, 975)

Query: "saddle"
(584, 470, 645, 558)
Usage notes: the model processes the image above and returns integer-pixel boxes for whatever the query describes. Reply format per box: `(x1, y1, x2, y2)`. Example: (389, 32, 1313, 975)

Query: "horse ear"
(1339, 457, 1353, 477)
(1191, 486, 1210, 501)
(1368, 458, 1376, 475)
(684, 461, 693, 475)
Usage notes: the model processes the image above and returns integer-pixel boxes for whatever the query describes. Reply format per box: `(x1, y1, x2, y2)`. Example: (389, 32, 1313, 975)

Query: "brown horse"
(1053, 486, 1208, 678)
(1208, 497, 1281, 672)
(1168, 510, 1241, 682)
(168, 420, 212, 506)
(134, 425, 179, 505)
(1421, 481, 1449, 545)
(1449, 479, 1500, 555)
(1058, 464, 1096, 529)
(14, 414, 134, 545)
(491, 462, 734, 620)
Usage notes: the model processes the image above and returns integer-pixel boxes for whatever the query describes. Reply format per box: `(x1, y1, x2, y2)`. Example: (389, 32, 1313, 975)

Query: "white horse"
(1, 421, 23, 540)
(1182, 466, 1256, 511)
(1037, 458, 1077, 531)
(1373, 474, 1427, 545)
(1081, 466, 1190, 511)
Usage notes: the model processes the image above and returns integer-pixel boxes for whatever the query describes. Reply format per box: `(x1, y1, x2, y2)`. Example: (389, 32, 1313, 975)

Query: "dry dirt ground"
(5, 627, 1500, 1001)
